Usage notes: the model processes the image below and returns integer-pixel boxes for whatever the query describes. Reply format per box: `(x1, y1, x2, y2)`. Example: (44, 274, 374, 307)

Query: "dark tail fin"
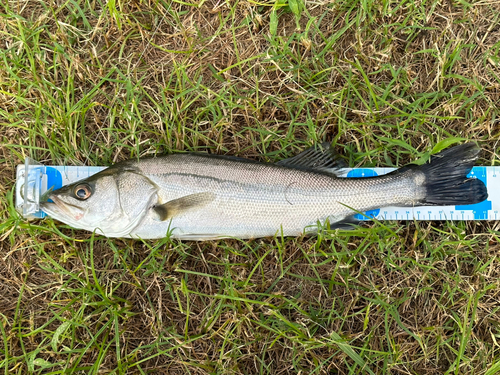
(413, 143, 487, 206)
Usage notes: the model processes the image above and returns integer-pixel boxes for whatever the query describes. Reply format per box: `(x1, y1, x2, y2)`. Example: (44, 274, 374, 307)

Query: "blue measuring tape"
(15, 160, 499, 221)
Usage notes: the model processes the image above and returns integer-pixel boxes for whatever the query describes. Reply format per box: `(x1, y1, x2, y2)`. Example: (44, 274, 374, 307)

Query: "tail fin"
(414, 143, 488, 206)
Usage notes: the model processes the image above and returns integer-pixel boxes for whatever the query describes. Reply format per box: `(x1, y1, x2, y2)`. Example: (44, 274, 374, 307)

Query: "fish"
(40, 143, 488, 240)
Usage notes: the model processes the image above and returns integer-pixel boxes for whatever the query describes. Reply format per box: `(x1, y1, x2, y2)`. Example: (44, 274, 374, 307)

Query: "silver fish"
(40, 143, 487, 240)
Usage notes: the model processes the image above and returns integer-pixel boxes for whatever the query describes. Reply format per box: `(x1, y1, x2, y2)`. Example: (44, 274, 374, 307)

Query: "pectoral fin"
(152, 192, 216, 221)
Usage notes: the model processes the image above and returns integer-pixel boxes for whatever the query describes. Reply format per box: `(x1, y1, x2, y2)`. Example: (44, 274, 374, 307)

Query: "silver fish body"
(123, 154, 421, 239)
(40, 143, 488, 240)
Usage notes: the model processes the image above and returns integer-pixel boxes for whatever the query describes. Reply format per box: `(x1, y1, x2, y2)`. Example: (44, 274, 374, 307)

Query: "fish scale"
(53, 154, 425, 239)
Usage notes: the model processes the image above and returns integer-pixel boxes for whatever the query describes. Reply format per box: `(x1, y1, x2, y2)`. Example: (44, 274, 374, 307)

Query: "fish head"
(41, 165, 158, 237)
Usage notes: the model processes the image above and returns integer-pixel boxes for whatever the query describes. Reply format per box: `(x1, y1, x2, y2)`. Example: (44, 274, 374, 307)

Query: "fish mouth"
(40, 195, 85, 222)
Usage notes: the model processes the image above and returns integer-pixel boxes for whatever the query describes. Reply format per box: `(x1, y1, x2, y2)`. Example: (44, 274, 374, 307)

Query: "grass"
(1, 0, 500, 373)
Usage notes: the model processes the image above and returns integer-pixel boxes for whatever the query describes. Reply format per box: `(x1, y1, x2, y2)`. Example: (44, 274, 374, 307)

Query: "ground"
(1, 0, 500, 374)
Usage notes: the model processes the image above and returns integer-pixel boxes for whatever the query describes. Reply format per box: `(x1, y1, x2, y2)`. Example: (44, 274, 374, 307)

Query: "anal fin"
(329, 215, 361, 230)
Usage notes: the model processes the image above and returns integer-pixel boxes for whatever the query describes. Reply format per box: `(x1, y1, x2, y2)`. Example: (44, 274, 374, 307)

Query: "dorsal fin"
(276, 142, 347, 175)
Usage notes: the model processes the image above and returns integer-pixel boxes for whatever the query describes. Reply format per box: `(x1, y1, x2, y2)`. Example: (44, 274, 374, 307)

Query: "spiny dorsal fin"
(152, 192, 216, 221)
(276, 142, 348, 175)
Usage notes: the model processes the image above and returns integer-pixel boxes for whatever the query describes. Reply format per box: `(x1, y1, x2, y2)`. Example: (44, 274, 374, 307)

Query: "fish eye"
(73, 184, 92, 200)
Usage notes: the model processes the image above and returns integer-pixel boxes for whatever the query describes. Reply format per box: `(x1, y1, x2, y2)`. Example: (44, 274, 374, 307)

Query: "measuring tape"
(340, 167, 498, 221)
(15, 158, 499, 221)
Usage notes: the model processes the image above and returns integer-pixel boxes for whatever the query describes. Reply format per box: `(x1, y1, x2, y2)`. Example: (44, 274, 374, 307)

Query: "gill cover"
(41, 165, 159, 237)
